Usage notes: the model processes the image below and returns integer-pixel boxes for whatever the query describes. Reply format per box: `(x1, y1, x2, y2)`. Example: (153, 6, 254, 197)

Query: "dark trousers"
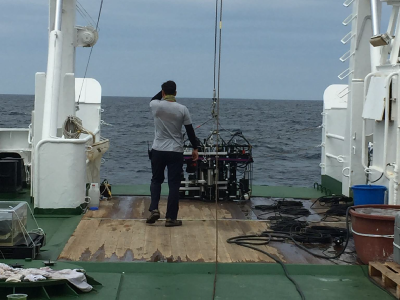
(149, 149, 183, 220)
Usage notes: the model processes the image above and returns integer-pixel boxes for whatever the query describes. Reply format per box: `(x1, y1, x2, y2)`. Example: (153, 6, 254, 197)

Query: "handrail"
(343, 0, 355, 7)
(383, 73, 398, 177)
(28, 124, 32, 146)
(326, 133, 345, 141)
(361, 72, 376, 170)
(342, 167, 350, 177)
(33, 135, 93, 208)
(343, 14, 357, 26)
(361, 71, 398, 179)
(361, 72, 379, 171)
(326, 153, 344, 163)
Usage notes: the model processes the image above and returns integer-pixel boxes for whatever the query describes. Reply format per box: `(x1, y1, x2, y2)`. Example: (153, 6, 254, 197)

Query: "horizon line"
(0, 93, 323, 101)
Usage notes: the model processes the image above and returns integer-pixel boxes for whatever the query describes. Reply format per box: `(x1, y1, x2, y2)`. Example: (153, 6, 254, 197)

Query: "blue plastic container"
(351, 185, 387, 205)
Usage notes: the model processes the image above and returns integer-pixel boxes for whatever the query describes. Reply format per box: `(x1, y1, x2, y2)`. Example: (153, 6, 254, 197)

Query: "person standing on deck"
(147, 80, 199, 227)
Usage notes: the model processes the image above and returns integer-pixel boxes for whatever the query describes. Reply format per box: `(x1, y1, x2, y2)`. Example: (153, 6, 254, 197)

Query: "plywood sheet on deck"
(59, 219, 283, 263)
(84, 196, 246, 220)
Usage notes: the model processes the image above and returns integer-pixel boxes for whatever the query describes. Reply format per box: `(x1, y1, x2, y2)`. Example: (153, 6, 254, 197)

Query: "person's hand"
(192, 149, 199, 161)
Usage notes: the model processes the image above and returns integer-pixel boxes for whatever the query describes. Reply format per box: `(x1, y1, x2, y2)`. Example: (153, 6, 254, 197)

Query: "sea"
(0, 94, 323, 187)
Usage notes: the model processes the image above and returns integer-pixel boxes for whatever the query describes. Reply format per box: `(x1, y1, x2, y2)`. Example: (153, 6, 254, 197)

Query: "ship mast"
(41, 0, 65, 139)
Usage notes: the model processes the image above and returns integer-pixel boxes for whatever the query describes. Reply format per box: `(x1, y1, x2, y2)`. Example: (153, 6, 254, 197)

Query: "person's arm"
(184, 124, 197, 149)
(151, 91, 162, 101)
(184, 124, 199, 161)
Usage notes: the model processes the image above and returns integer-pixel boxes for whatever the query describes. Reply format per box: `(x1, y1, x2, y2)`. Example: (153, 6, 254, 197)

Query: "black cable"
(308, 226, 347, 238)
(367, 163, 390, 184)
(257, 208, 311, 220)
(321, 204, 352, 222)
(255, 200, 304, 211)
(278, 200, 303, 207)
(311, 195, 352, 208)
(227, 234, 306, 300)
(291, 232, 332, 244)
(325, 204, 350, 216)
(231, 207, 353, 259)
(269, 218, 307, 232)
(359, 265, 397, 299)
(370, 172, 384, 184)
(279, 207, 311, 216)
(254, 204, 276, 210)
(227, 210, 354, 300)
(256, 199, 310, 220)
(267, 215, 297, 221)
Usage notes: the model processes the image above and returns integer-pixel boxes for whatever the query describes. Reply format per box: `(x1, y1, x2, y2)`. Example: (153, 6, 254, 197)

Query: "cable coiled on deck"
(227, 207, 354, 300)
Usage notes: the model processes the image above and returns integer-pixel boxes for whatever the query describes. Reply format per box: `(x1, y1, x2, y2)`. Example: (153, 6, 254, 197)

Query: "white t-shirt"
(150, 100, 192, 152)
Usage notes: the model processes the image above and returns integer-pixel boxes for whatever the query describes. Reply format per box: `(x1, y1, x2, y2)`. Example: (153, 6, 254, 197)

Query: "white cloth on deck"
(0, 264, 93, 292)
(24, 274, 46, 282)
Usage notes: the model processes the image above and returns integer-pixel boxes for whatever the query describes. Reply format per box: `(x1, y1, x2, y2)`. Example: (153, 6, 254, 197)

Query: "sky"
(0, 0, 363, 100)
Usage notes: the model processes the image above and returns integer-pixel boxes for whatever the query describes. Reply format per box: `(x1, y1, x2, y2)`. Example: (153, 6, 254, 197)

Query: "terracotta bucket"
(350, 205, 400, 264)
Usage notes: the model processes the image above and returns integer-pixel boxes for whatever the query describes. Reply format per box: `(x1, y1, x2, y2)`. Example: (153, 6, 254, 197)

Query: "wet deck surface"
(59, 196, 355, 264)
(84, 196, 246, 220)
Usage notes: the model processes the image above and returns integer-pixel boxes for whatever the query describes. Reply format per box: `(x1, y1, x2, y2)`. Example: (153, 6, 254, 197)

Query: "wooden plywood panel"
(59, 219, 280, 263)
(84, 196, 246, 221)
(61, 194, 351, 264)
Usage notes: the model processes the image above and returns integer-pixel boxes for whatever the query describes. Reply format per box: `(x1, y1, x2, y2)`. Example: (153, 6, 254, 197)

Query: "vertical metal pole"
(54, 0, 63, 31)
(370, 0, 380, 35)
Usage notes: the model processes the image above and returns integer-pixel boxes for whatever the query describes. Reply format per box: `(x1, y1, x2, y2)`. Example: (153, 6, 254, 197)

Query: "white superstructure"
(0, 0, 108, 212)
(322, 0, 400, 204)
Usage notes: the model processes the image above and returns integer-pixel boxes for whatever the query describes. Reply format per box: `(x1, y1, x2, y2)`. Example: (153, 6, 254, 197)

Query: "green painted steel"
(35, 215, 82, 260)
(0, 189, 31, 201)
(0, 185, 392, 300)
(251, 185, 325, 199)
(112, 184, 326, 199)
(321, 175, 343, 195)
(0, 189, 83, 215)
(0, 261, 392, 300)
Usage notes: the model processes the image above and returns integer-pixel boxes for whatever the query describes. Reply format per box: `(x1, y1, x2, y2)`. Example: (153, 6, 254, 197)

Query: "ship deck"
(0, 185, 393, 300)
(58, 195, 354, 264)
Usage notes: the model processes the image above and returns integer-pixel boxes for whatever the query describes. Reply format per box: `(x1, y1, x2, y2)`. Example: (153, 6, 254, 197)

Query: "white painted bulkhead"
(30, 0, 108, 211)
(342, 0, 376, 196)
(322, 85, 348, 187)
(323, 0, 400, 204)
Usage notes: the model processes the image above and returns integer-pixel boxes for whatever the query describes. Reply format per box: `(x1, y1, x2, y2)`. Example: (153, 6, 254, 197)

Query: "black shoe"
(146, 210, 160, 224)
(165, 219, 182, 227)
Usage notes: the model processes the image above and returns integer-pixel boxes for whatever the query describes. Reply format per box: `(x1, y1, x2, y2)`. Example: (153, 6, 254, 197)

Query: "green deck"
(0, 260, 392, 300)
(0, 185, 392, 300)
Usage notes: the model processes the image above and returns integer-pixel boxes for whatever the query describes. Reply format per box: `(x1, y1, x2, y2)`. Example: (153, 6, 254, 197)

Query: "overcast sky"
(1, 1, 361, 99)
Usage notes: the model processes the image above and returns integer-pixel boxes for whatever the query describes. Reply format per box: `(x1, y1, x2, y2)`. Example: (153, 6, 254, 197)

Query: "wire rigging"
(77, 0, 105, 106)
(213, 0, 218, 93)
(211, 0, 219, 119)
(77, 0, 97, 26)
(212, 1, 222, 299)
